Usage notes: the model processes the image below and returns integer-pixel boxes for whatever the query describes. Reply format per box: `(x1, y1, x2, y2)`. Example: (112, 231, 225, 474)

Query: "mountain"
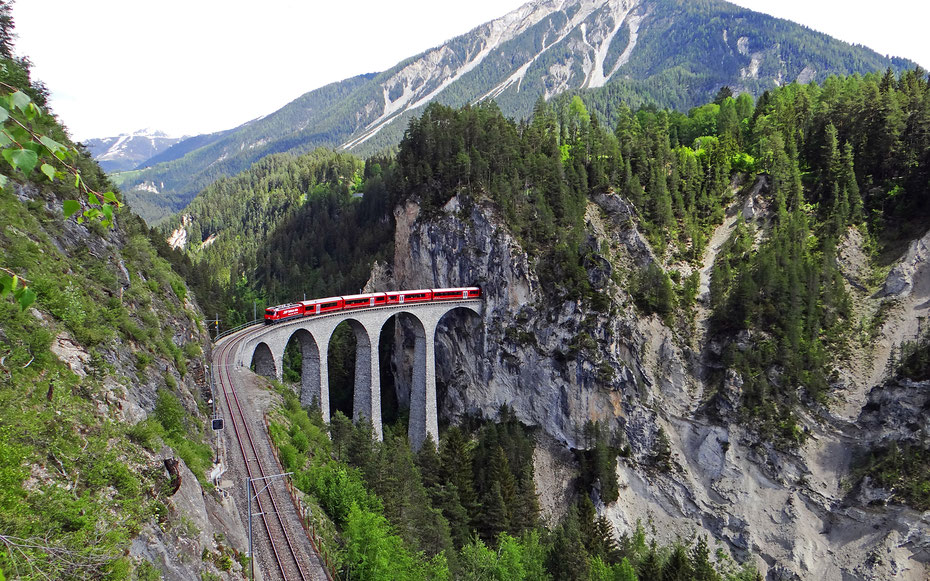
(123, 0, 915, 224)
(83, 128, 186, 172)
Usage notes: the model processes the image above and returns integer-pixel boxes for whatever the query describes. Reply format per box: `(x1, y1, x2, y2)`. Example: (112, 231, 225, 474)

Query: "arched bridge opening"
(433, 306, 485, 417)
(251, 342, 277, 379)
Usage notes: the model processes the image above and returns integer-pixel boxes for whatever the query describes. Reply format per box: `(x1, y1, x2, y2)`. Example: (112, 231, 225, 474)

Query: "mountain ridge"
(121, 0, 915, 224)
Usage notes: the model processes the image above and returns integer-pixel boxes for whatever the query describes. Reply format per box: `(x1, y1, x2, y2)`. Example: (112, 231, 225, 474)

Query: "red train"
(264, 287, 482, 324)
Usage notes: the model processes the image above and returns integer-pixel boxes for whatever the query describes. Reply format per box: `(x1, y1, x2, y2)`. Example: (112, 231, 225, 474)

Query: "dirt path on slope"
(694, 200, 743, 348)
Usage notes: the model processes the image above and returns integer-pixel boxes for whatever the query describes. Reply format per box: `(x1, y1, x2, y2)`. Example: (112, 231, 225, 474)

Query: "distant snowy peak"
(119, 128, 173, 139)
(84, 130, 186, 173)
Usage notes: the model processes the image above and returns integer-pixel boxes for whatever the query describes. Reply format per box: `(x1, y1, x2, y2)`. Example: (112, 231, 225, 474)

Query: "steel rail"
(215, 327, 313, 581)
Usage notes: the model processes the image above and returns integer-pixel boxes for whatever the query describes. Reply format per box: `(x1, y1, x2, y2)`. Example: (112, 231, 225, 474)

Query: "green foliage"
(158, 148, 392, 333)
(0, 69, 120, 229)
(895, 326, 930, 381)
(268, 392, 763, 581)
(578, 421, 621, 503)
(630, 263, 676, 318)
(0, 303, 164, 577)
(855, 442, 930, 510)
(152, 389, 213, 484)
(0, 23, 214, 580)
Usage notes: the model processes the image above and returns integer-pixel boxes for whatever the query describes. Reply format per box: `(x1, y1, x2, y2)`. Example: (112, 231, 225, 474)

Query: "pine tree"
(637, 545, 663, 581)
(616, 557, 640, 581)
(0, 0, 13, 59)
(661, 544, 693, 581)
(591, 515, 621, 564)
(440, 426, 478, 516)
(546, 508, 590, 581)
(840, 142, 863, 222)
(416, 433, 442, 491)
(479, 480, 510, 542)
(434, 483, 471, 549)
(650, 164, 675, 236)
(510, 466, 541, 534)
(690, 536, 718, 581)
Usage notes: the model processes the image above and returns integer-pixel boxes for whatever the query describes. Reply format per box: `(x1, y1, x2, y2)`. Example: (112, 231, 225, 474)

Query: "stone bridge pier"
(235, 301, 481, 450)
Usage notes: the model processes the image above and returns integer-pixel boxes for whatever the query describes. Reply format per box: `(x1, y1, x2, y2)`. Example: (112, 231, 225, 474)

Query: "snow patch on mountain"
(85, 129, 185, 173)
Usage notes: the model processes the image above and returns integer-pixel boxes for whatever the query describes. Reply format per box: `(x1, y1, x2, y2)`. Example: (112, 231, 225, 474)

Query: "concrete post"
(318, 353, 330, 425)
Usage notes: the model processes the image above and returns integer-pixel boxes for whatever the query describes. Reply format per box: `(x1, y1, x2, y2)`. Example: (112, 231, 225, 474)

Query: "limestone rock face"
(384, 193, 930, 581)
(882, 228, 930, 298)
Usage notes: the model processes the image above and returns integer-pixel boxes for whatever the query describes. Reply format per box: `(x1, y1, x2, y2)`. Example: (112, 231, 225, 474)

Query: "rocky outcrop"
(881, 228, 930, 298)
(167, 214, 191, 250)
(383, 192, 930, 580)
(130, 454, 249, 581)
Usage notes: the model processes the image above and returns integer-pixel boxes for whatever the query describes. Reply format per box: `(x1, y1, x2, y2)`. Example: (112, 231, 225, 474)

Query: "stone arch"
(386, 311, 434, 451)
(288, 328, 324, 412)
(251, 342, 277, 379)
(436, 304, 483, 326)
(337, 318, 381, 437)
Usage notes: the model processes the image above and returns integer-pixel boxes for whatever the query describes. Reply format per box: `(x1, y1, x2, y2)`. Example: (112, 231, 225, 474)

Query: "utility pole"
(205, 314, 222, 340)
(245, 471, 292, 581)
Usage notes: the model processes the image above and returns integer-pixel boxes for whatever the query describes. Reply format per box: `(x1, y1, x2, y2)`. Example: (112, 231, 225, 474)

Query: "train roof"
(341, 292, 386, 301)
(300, 296, 343, 305)
(431, 287, 479, 292)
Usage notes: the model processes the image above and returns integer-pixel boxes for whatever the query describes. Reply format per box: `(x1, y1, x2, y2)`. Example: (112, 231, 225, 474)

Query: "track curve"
(214, 325, 326, 581)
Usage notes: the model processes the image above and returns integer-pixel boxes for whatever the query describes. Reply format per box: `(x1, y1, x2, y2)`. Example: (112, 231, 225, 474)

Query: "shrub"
(183, 341, 202, 359)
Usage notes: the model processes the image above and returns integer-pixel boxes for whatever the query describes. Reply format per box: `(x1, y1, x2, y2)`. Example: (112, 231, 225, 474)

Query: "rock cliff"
(375, 192, 929, 580)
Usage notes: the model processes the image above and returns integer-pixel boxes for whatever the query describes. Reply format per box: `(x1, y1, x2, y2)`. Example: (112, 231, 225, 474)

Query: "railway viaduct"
(233, 300, 482, 450)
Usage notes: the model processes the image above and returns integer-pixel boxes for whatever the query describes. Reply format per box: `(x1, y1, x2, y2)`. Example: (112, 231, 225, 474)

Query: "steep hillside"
(0, 57, 249, 579)
(122, 0, 913, 224)
(375, 75, 929, 579)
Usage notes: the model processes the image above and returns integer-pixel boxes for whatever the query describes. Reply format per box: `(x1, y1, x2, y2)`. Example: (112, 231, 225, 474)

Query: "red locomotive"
(264, 287, 481, 324)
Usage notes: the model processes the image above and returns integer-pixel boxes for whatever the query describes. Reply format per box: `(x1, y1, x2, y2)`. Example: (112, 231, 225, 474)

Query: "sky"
(12, 0, 930, 142)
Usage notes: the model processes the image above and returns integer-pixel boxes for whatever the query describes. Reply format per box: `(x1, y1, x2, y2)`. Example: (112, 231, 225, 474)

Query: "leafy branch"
(0, 79, 120, 310)
(0, 266, 33, 311)
(0, 80, 121, 226)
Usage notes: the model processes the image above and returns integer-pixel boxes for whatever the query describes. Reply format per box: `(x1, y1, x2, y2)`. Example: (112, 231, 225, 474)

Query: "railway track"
(214, 325, 322, 581)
